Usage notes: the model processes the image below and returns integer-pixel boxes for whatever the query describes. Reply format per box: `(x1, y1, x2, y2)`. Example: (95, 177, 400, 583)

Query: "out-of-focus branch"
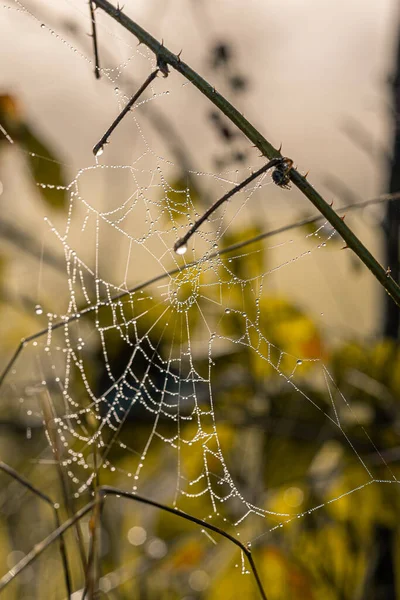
(384, 19, 400, 338)
(0, 218, 65, 273)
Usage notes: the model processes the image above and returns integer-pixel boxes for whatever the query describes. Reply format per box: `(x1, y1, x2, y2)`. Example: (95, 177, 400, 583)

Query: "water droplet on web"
(175, 243, 187, 255)
(224, 308, 231, 314)
(95, 146, 104, 157)
(296, 359, 303, 366)
(35, 304, 43, 315)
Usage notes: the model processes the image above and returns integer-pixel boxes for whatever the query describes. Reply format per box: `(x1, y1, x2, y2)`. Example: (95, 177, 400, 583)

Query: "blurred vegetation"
(0, 185, 399, 599)
(0, 21, 399, 600)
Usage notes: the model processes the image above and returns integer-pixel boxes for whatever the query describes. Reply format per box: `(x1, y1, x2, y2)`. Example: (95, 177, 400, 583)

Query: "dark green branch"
(89, 0, 101, 79)
(93, 0, 400, 308)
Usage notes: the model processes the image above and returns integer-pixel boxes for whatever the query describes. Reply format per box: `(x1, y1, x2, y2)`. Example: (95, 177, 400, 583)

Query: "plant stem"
(0, 487, 268, 600)
(0, 462, 72, 598)
(93, 68, 159, 156)
(89, 1, 101, 79)
(174, 158, 281, 253)
(93, 0, 400, 308)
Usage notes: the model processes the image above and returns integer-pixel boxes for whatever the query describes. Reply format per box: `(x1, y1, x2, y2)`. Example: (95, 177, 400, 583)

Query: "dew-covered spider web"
(1, 0, 399, 595)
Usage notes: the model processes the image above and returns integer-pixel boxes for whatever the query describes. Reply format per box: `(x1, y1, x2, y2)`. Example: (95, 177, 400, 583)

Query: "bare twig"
(0, 501, 94, 592)
(83, 491, 104, 600)
(0, 486, 269, 600)
(89, 1, 101, 79)
(41, 393, 88, 576)
(93, 68, 159, 156)
(0, 461, 72, 598)
(173, 157, 286, 254)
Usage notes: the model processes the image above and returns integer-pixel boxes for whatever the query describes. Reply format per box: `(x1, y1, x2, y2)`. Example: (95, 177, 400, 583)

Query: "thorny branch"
(92, 0, 400, 308)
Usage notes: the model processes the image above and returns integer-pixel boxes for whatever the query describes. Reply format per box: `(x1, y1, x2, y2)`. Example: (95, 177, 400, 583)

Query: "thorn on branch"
(116, 3, 125, 18)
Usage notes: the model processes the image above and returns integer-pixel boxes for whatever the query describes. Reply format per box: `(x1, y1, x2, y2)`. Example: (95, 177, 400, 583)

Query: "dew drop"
(35, 304, 43, 315)
(95, 146, 104, 157)
(175, 243, 188, 255)
(296, 359, 303, 366)
(224, 308, 231, 314)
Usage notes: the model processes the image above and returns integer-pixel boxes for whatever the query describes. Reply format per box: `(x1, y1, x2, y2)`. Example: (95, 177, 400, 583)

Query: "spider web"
(1, 0, 398, 587)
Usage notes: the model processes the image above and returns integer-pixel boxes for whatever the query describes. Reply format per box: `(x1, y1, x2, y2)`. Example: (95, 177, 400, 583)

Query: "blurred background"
(0, 0, 400, 598)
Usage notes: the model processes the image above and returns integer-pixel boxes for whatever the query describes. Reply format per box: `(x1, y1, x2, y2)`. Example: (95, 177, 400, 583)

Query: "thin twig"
(82, 444, 102, 600)
(0, 502, 94, 592)
(41, 393, 88, 576)
(84, 491, 104, 600)
(0, 486, 269, 600)
(101, 487, 268, 600)
(173, 157, 283, 254)
(0, 192, 399, 392)
(93, 68, 159, 156)
(89, 1, 101, 79)
(0, 462, 72, 599)
(93, 0, 400, 308)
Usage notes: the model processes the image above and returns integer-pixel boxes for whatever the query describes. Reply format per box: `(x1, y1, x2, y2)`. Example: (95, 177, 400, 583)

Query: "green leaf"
(21, 125, 67, 210)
